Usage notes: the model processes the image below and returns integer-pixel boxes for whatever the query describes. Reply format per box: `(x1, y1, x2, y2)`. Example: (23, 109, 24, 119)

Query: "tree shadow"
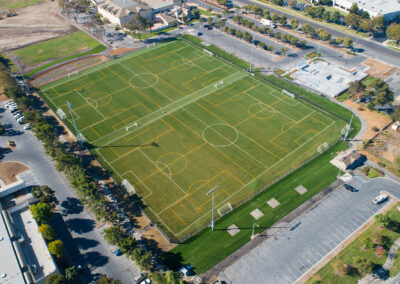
(0, 147, 12, 159)
(61, 197, 84, 215)
(160, 251, 184, 271)
(84, 251, 109, 268)
(65, 218, 95, 234)
(74, 237, 99, 250)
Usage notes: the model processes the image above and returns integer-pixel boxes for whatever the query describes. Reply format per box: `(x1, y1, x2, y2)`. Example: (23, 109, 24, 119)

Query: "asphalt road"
(219, 176, 400, 283)
(234, 0, 400, 67)
(0, 102, 140, 283)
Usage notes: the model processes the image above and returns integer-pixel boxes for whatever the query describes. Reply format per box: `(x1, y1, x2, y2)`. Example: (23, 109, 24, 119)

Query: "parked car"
(14, 114, 22, 120)
(8, 140, 15, 147)
(24, 124, 31, 130)
(373, 193, 389, 204)
(344, 184, 357, 192)
(17, 117, 24, 124)
(10, 108, 19, 113)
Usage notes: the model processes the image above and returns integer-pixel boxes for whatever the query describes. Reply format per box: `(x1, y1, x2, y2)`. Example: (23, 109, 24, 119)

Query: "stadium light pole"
(207, 185, 220, 231)
(14, 56, 31, 96)
(249, 36, 255, 73)
(67, 101, 84, 149)
(343, 111, 355, 142)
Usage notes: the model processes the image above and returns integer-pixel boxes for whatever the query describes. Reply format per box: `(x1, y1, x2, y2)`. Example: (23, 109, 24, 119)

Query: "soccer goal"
(282, 90, 295, 99)
(126, 122, 138, 132)
(57, 108, 67, 119)
(68, 70, 78, 78)
(214, 80, 224, 88)
(341, 124, 351, 135)
(122, 179, 136, 195)
(218, 203, 233, 217)
(317, 142, 329, 153)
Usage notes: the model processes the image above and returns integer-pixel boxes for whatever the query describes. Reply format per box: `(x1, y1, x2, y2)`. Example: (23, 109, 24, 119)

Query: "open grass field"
(14, 31, 105, 69)
(40, 39, 346, 240)
(0, 0, 48, 10)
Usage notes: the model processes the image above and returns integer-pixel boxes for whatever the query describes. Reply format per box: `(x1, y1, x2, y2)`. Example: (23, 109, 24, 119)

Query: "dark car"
(344, 184, 357, 192)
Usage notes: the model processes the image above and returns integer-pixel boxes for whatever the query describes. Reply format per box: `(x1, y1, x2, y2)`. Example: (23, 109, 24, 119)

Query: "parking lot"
(219, 176, 400, 284)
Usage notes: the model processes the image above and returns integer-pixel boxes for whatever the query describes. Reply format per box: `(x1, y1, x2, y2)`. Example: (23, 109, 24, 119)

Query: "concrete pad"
(267, 198, 280, 208)
(295, 185, 308, 195)
(227, 224, 240, 236)
(250, 208, 264, 220)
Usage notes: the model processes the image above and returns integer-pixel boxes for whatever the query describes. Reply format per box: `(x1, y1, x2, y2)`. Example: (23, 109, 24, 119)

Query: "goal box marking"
(122, 179, 136, 195)
(218, 202, 233, 217)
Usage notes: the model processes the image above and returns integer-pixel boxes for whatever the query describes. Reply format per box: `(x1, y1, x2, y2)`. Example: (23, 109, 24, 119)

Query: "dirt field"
(366, 128, 400, 163)
(30, 55, 108, 87)
(362, 58, 399, 79)
(0, 161, 28, 185)
(109, 47, 137, 56)
(0, 1, 74, 52)
(344, 99, 392, 141)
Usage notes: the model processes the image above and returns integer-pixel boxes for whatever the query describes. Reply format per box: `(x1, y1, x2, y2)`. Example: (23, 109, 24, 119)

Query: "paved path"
(0, 102, 140, 283)
(218, 176, 400, 284)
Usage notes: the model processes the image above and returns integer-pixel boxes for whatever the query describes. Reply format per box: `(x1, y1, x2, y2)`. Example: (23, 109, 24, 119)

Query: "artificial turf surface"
(40, 39, 345, 243)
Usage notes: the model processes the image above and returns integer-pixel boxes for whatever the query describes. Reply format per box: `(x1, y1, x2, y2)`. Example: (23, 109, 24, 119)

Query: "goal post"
(126, 122, 138, 132)
(218, 203, 233, 217)
(282, 89, 295, 99)
(317, 141, 329, 153)
(56, 108, 67, 119)
(122, 179, 136, 195)
(214, 80, 224, 88)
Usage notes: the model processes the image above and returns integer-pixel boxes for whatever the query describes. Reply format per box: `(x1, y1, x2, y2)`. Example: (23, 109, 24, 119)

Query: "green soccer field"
(40, 39, 346, 239)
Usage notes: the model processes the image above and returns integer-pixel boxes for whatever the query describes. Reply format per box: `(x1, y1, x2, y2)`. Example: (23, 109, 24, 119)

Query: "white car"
(8, 104, 18, 110)
(373, 193, 389, 204)
(24, 124, 30, 130)
(14, 114, 22, 120)
(17, 117, 24, 124)
(5, 101, 14, 107)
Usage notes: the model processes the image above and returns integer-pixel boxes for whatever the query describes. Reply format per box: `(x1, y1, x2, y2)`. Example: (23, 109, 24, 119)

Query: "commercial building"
(97, 0, 180, 26)
(333, 0, 400, 22)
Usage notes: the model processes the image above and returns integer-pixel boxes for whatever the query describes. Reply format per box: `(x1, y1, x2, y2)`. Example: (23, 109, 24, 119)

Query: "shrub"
(377, 161, 386, 168)
(38, 224, 56, 241)
(332, 260, 348, 277)
(375, 245, 386, 257)
(372, 126, 379, 132)
(30, 202, 53, 224)
(48, 240, 65, 258)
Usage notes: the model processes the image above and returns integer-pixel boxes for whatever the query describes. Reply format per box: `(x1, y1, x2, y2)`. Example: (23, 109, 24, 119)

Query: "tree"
(345, 13, 360, 28)
(361, 236, 372, 249)
(348, 80, 364, 94)
(0, 123, 4, 135)
(102, 226, 125, 246)
(369, 78, 386, 90)
(39, 224, 56, 241)
(32, 185, 58, 207)
(165, 271, 180, 284)
(46, 274, 65, 284)
(138, 251, 152, 270)
(360, 19, 374, 33)
(322, 11, 331, 22)
(278, 14, 287, 26)
(372, 15, 385, 30)
(343, 36, 353, 48)
(207, 16, 213, 26)
(332, 260, 348, 277)
(387, 23, 400, 44)
(279, 47, 289, 56)
(124, 14, 152, 31)
(391, 107, 400, 122)
(65, 266, 78, 281)
(353, 256, 373, 274)
(372, 230, 383, 245)
(360, 10, 370, 19)
(215, 20, 225, 29)
(375, 89, 394, 105)
(330, 11, 341, 23)
(119, 236, 137, 256)
(290, 18, 298, 29)
(48, 240, 65, 258)
(31, 202, 53, 224)
(271, 13, 279, 23)
(95, 276, 122, 284)
(349, 3, 359, 14)
(288, 0, 296, 7)
(317, 28, 331, 41)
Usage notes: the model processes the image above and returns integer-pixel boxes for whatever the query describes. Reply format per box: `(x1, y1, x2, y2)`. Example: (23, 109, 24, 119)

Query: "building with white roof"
(333, 0, 400, 22)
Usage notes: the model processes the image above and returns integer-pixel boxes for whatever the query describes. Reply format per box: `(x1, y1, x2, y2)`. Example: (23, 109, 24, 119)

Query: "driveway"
(0, 101, 140, 283)
(218, 176, 400, 284)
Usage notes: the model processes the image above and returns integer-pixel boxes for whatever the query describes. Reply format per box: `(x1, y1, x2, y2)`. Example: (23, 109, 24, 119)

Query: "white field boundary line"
(172, 120, 337, 236)
(92, 71, 245, 146)
(75, 90, 106, 119)
(146, 205, 178, 238)
(138, 149, 187, 195)
(121, 170, 153, 199)
(40, 40, 180, 92)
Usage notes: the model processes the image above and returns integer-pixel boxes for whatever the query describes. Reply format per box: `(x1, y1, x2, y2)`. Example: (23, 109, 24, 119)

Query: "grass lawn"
(133, 25, 180, 40)
(307, 202, 400, 284)
(40, 39, 345, 243)
(14, 31, 105, 69)
(0, 0, 48, 10)
(306, 51, 321, 59)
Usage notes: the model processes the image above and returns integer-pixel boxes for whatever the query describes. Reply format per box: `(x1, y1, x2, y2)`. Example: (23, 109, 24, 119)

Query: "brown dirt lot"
(0, 161, 28, 185)
(362, 58, 399, 79)
(0, 1, 74, 52)
(109, 47, 137, 56)
(344, 99, 392, 141)
(366, 128, 400, 163)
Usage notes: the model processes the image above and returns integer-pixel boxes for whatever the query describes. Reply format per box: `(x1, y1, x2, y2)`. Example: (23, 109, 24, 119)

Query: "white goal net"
(317, 142, 329, 153)
(214, 81, 224, 88)
(282, 89, 295, 99)
(218, 203, 233, 217)
(57, 108, 67, 119)
(122, 179, 136, 195)
(126, 122, 138, 132)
